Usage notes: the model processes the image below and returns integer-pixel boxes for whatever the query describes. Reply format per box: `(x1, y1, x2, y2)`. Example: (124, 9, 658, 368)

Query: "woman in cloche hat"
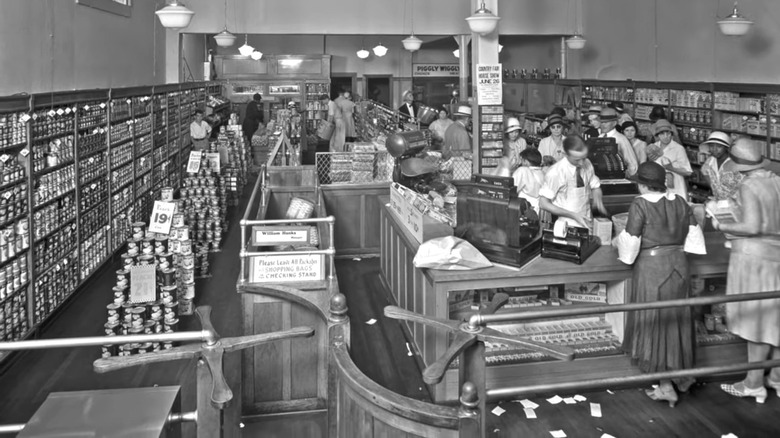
(699, 131, 742, 200)
(538, 114, 568, 166)
(504, 117, 528, 170)
(714, 138, 780, 404)
(614, 161, 707, 407)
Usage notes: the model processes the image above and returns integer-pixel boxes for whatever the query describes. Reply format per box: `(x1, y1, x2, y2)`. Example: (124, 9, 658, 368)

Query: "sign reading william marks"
(412, 64, 460, 77)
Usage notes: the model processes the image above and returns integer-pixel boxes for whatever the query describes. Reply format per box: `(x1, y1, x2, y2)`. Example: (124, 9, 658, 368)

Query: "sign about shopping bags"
(250, 254, 325, 283)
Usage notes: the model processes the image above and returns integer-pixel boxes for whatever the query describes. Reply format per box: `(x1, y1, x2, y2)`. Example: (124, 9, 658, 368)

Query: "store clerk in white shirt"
(539, 135, 608, 230)
(598, 107, 639, 177)
(190, 109, 212, 151)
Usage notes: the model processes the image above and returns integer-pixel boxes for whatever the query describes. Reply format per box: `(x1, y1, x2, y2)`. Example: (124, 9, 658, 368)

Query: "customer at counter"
(598, 108, 639, 177)
(713, 139, 780, 404)
(398, 90, 419, 121)
(610, 101, 634, 127)
(614, 161, 706, 408)
(700, 131, 742, 200)
(504, 117, 529, 169)
(622, 121, 647, 164)
(428, 108, 454, 148)
(583, 105, 602, 139)
(538, 114, 567, 165)
(539, 135, 607, 230)
(644, 105, 681, 144)
(648, 119, 692, 200)
(442, 105, 472, 160)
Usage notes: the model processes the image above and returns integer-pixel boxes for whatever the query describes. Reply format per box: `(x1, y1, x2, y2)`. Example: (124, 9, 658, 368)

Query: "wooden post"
(458, 381, 482, 438)
(196, 359, 221, 438)
(327, 293, 349, 438)
(458, 342, 486, 438)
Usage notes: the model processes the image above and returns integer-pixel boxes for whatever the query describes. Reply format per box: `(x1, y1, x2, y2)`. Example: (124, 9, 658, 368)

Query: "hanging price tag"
(127, 99, 132, 105)
(84, 105, 90, 111)
(0, 154, 9, 163)
(64, 107, 71, 115)
(20, 148, 29, 157)
(20, 114, 30, 123)
(3, 192, 11, 200)
(48, 110, 56, 117)
(91, 183, 97, 189)
(186, 151, 202, 173)
(56, 108, 64, 116)
(148, 200, 176, 234)
(89, 157, 94, 163)
(100, 103, 106, 109)
(72, 106, 77, 112)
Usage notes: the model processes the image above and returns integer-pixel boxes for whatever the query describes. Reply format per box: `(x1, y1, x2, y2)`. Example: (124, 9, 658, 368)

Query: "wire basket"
(315, 151, 393, 185)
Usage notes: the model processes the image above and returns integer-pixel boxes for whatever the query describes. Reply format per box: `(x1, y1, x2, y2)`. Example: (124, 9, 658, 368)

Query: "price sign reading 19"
(148, 201, 176, 235)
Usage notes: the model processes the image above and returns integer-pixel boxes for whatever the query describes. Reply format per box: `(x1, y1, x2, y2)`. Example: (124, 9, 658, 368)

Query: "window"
(77, 0, 132, 17)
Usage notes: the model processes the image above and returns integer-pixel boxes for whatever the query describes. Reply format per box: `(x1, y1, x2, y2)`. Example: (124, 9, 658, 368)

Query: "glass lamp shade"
(499, 44, 503, 53)
(250, 51, 263, 60)
(357, 49, 370, 59)
(565, 35, 587, 50)
(373, 44, 388, 57)
(717, 7, 753, 36)
(453, 49, 460, 58)
(238, 43, 255, 57)
(466, 3, 500, 35)
(402, 35, 423, 52)
(155, 2, 195, 29)
(213, 29, 236, 47)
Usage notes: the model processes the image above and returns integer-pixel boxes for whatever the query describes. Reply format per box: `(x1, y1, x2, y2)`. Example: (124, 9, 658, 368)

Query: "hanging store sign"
(250, 254, 325, 283)
(412, 64, 460, 77)
(476, 63, 502, 105)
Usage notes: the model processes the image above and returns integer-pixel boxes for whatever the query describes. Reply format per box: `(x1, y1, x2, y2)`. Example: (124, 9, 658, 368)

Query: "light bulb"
(357, 49, 370, 59)
(250, 50, 263, 60)
(373, 43, 388, 57)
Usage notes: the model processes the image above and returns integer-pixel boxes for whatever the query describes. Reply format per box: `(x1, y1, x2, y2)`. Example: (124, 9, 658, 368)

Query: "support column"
(470, 0, 500, 173)
(456, 35, 471, 105)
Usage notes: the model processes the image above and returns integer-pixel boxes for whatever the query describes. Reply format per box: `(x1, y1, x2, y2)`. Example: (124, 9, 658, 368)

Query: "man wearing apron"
(190, 109, 211, 152)
(539, 135, 608, 230)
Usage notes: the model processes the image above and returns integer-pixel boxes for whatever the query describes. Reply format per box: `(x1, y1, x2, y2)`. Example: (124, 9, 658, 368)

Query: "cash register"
(541, 223, 601, 265)
(587, 137, 639, 196)
(455, 173, 541, 268)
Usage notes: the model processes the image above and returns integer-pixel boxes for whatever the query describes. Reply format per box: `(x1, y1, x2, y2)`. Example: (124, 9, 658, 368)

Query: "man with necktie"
(398, 90, 419, 121)
(539, 135, 608, 230)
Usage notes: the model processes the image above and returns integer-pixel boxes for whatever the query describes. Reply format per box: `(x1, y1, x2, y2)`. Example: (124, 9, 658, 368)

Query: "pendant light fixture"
(453, 49, 460, 59)
(466, 2, 500, 36)
(373, 42, 388, 57)
(238, 34, 255, 57)
(357, 48, 370, 59)
(402, 0, 423, 52)
(213, 0, 236, 47)
(565, 0, 586, 50)
(155, 1, 195, 29)
(250, 50, 263, 60)
(717, 2, 754, 36)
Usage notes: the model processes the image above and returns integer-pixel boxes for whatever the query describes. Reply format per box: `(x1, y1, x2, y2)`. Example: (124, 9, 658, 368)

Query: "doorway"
(331, 73, 357, 99)
(365, 75, 392, 107)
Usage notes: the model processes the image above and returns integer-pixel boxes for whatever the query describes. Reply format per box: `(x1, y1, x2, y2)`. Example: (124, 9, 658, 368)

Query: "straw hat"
(729, 138, 768, 172)
(587, 105, 603, 115)
(599, 108, 618, 122)
(454, 105, 472, 117)
(505, 117, 522, 133)
(652, 119, 674, 135)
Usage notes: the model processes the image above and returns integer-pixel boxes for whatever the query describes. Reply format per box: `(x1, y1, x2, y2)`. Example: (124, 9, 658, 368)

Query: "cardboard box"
(593, 217, 613, 245)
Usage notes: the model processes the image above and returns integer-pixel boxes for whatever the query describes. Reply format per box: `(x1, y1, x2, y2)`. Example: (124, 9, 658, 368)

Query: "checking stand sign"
(250, 254, 325, 283)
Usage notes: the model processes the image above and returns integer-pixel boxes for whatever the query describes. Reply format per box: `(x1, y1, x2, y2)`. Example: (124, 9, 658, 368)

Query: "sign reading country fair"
(412, 64, 460, 77)
(477, 64, 502, 105)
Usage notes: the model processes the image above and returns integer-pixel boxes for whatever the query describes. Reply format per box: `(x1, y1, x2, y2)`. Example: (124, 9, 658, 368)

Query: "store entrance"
(330, 74, 356, 99)
(365, 75, 392, 107)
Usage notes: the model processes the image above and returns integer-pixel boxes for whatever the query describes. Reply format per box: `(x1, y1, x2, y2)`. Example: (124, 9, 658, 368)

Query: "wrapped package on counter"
(413, 236, 492, 270)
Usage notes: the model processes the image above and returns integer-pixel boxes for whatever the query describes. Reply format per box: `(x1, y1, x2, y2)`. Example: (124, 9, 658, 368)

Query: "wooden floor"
(1, 174, 779, 437)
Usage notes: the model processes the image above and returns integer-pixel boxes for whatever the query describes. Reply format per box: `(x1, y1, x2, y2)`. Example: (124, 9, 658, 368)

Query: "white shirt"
(539, 158, 601, 211)
(651, 140, 692, 200)
(190, 120, 211, 140)
(512, 166, 544, 213)
(429, 118, 454, 141)
(406, 103, 415, 118)
(601, 128, 639, 176)
(538, 136, 565, 162)
(506, 137, 528, 168)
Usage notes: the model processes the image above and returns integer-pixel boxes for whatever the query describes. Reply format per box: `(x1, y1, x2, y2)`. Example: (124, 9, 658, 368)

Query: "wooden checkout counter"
(379, 198, 740, 402)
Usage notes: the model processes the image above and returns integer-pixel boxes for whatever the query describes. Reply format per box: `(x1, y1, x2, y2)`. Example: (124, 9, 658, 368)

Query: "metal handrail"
(0, 331, 212, 351)
(240, 216, 335, 226)
(0, 424, 24, 434)
(467, 289, 780, 329)
(487, 359, 780, 401)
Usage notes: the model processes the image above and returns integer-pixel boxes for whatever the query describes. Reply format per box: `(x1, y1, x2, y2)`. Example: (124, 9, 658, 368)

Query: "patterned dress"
(726, 170, 780, 347)
(620, 194, 698, 375)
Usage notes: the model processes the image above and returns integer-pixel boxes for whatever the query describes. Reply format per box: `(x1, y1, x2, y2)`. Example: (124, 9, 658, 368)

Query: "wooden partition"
(321, 183, 389, 256)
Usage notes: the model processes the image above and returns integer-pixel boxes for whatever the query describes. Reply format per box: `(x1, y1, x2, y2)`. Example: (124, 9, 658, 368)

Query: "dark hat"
(729, 138, 768, 172)
(649, 105, 667, 121)
(253, 93, 263, 101)
(319, 94, 330, 100)
(599, 108, 618, 121)
(610, 102, 625, 113)
(621, 120, 639, 132)
(629, 161, 667, 190)
(547, 114, 566, 127)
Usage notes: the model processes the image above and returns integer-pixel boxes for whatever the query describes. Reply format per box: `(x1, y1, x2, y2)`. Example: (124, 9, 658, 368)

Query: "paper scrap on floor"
(524, 408, 537, 419)
(574, 394, 587, 402)
(590, 403, 602, 418)
(491, 406, 506, 416)
(547, 395, 563, 404)
(516, 399, 539, 409)
(606, 389, 615, 394)
(352, 257, 362, 261)
(601, 434, 616, 438)
(366, 318, 377, 325)
(550, 430, 567, 438)
(563, 397, 576, 404)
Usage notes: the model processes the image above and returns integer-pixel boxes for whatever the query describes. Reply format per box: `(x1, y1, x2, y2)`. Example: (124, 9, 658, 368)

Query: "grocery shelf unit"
(0, 82, 220, 357)
(502, 79, 780, 202)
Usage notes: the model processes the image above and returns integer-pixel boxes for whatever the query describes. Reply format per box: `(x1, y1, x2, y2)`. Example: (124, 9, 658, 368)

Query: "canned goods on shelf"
(179, 298, 193, 315)
(161, 187, 174, 201)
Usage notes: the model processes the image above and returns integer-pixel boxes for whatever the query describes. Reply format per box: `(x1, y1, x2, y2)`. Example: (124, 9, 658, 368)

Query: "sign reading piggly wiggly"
(412, 64, 460, 77)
